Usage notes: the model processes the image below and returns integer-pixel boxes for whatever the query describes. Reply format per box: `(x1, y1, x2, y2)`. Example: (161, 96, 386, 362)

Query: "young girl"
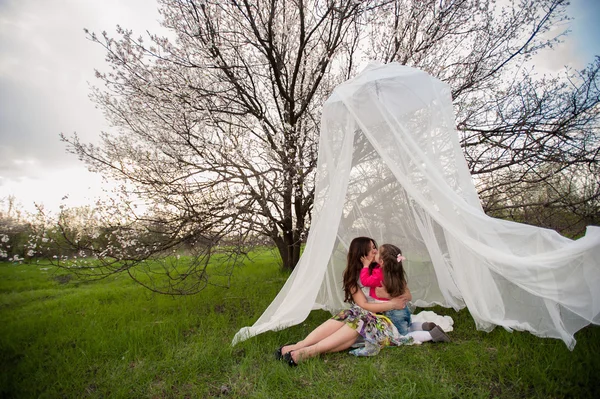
(360, 244, 413, 335)
(361, 243, 450, 343)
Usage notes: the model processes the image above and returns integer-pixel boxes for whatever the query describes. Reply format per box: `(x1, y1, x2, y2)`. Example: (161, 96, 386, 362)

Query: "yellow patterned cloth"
(332, 305, 414, 356)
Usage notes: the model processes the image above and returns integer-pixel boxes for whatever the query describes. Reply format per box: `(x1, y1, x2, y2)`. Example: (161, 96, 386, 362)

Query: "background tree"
(62, 0, 370, 292)
(0, 196, 29, 260)
(365, 0, 599, 232)
(54, 0, 598, 293)
(463, 65, 600, 232)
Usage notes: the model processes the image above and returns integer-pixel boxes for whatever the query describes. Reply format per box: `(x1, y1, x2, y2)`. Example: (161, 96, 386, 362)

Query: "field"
(1, 251, 599, 398)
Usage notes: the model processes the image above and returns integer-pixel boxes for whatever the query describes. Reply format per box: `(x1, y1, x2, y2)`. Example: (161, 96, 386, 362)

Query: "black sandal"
(274, 343, 295, 360)
(283, 351, 298, 367)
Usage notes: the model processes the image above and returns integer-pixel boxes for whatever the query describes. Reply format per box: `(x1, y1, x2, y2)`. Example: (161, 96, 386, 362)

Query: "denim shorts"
(384, 307, 412, 335)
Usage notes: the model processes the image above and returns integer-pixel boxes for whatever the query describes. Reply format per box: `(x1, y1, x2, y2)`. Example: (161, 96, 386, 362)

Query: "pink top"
(360, 264, 387, 301)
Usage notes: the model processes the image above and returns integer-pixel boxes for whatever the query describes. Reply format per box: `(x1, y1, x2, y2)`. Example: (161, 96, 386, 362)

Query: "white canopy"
(233, 62, 600, 349)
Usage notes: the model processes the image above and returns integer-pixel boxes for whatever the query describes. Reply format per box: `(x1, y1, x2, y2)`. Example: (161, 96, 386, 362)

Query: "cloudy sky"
(1, 0, 599, 215)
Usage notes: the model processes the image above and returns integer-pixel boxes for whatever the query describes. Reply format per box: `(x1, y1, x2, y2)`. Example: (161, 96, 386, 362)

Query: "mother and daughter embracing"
(276, 237, 451, 366)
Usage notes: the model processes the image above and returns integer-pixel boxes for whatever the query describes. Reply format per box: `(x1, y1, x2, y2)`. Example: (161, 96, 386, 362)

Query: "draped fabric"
(233, 62, 600, 349)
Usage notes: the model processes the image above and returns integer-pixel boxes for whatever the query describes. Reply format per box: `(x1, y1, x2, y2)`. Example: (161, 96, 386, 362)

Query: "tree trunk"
(273, 233, 302, 271)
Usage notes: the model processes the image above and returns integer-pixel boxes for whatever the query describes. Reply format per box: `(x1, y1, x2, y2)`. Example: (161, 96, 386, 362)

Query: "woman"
(277, 237, 439, 366)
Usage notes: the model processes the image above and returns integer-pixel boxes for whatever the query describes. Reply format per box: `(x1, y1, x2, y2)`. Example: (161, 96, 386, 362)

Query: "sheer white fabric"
(233, 62, 600, 349)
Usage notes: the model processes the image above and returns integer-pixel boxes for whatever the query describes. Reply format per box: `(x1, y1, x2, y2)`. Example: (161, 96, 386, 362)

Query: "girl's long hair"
(379, 244, 407, 297)
(343, 237, 377, 303)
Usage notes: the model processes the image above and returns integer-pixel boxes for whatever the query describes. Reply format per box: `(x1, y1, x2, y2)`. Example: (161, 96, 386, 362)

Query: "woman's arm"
(351, 288, 407, 313)
(375, 286, 412, 302)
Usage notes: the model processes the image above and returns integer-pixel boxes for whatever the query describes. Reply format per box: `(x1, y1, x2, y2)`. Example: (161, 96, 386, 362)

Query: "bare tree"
(0, 196, 27, 260)
(49, 0, 598, 293)
(365, 0, 599, 235)
(62, 0, 369, 281)
(464, 63, 600, 235)
(482, 162, 600, 237)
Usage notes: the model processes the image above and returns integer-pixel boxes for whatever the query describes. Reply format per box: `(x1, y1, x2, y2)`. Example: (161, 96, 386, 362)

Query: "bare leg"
(282, 319, 345, 355)
(290, 324, 359, 363)
(328, 333, 361, 353)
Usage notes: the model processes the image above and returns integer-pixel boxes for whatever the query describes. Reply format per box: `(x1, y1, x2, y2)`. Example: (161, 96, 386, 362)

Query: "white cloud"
(0, 0, 597, 214)
(0, 166, 112, 214)
(0, 0, 163, 212)
(532, 0, 600, 73)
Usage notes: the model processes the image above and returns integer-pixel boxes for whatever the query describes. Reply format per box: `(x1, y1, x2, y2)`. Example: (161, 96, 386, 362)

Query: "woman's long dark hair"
(379, 244, 407, 297)
(343, 237, 377, 303)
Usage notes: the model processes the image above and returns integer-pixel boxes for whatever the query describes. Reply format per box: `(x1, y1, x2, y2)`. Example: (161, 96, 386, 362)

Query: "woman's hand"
(377, 286, 413, 311)
(389, 296, 407, 310)
(376, 286, 413, 302)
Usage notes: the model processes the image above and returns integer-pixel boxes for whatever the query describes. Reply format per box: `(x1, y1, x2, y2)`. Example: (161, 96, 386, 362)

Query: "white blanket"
(412, 310, 454, 332)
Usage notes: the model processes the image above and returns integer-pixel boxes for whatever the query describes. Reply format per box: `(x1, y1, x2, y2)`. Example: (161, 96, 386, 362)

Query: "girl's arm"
(359, 267, 383, 288)
(351, 287, 407, 313)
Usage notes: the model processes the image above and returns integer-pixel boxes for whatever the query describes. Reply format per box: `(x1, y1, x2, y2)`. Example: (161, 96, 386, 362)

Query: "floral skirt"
(332, 305, 414, 356)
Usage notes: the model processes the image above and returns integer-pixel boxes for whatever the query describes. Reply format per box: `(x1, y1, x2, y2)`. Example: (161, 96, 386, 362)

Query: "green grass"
(1, 251, 599, 398)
